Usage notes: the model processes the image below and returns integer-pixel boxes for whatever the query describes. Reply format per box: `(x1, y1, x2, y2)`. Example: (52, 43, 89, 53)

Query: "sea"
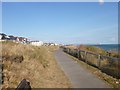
(90, 44, 119, 51)
(75, 44, 119, 51)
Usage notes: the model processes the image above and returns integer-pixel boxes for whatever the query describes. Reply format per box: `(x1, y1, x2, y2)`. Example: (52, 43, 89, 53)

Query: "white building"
(31, 41, 43, 46)
(0, 33, 10, 41)
(0, 35, 2, 40)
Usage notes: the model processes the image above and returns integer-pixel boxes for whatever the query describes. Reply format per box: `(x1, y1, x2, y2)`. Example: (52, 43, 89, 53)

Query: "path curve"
(54, 49, 110, 88)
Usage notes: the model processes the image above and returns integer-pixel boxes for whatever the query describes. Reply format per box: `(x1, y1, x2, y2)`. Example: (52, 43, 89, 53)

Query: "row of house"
(0, 33, 28, 44)
(30, 41, 59, 46)
(43, 43, 58, 46)
(0, 33, 59, 46)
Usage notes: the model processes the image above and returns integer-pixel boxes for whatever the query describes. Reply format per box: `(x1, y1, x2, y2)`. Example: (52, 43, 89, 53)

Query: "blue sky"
(2, 2, 118, 44)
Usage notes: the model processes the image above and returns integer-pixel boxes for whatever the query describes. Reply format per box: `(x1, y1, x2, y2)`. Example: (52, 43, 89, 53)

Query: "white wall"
(0, 35, 2, 40)
(31, 41, 43, 46)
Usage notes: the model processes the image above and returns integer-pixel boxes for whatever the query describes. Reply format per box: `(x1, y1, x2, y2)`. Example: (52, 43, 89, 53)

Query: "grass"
(78, 45, 120, 58)
(0, 41, 71, 88)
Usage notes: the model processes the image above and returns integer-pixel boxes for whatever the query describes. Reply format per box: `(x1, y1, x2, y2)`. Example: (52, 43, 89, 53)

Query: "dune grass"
(78, 45, 120, 58)
(0, 41, 71, 88)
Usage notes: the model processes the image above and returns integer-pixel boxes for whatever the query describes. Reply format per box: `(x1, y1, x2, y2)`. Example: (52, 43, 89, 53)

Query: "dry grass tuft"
(0, 41, 71, 88)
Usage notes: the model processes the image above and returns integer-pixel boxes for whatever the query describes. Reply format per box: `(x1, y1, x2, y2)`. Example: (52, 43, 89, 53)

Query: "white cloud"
(99, 0, 104, 4)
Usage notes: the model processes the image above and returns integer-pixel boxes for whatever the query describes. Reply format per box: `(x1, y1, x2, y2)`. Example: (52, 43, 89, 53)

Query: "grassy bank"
(1, 41, 71, 88)
(65, 44, 120, 58)
(78, 45, 120, 58)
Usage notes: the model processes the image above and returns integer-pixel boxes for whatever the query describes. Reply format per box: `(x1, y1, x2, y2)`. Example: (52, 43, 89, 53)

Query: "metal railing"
(62, 47, 120, 79)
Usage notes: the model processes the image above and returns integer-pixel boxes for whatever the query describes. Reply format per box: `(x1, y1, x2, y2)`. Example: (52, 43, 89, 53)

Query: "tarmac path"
(54, 49, 110, 88)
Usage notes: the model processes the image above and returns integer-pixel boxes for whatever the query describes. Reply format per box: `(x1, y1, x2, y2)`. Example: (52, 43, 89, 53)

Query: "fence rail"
(62, 47, 120, 79)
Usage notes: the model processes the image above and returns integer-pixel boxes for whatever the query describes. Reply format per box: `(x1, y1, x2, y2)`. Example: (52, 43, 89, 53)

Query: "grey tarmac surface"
(54, 49, 110, 88)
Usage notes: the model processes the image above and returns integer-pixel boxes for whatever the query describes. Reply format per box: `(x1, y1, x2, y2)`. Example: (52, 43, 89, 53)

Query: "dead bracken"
(2, 55, 24, 63)
(0, 41, 71, 88)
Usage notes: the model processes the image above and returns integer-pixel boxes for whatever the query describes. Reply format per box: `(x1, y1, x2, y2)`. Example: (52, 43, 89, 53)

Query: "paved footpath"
(54, 49, 110, 88)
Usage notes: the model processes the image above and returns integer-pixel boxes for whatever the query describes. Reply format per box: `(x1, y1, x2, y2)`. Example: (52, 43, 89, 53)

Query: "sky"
(1, 0, 120, 2)
(2, 2, 118, 44)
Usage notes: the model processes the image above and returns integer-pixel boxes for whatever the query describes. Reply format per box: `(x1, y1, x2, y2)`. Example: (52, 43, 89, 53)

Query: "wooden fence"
(62, 47, 120, 79)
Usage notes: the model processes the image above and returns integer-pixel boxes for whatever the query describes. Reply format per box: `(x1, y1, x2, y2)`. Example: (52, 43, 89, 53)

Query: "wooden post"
(97, 55, 101, 69)
(71, 49, 73, 55)
(69, 48, 70, 54)
(77, 50, 80, 59)
(70, 49, 71, 55)
(69, 48, 71, 54)
(67, 48, 69, 53)
(84, 51, 87, 63)
(68, 48, 70, 54)
(77, 50, 79, 59)
(70, 49, 72, 55)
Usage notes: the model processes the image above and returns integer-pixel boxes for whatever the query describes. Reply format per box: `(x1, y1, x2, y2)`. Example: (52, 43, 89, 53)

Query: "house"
(43, 42, 59, 46)
(0, 33, 28, 44)
(17, 37, 28, 44)
(0, 33, 10, 41)
(30, 41, 43, 46)
(8, 35, 17, 41)
(43, 43, 49, 46)
(0, 33, 4, 40)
